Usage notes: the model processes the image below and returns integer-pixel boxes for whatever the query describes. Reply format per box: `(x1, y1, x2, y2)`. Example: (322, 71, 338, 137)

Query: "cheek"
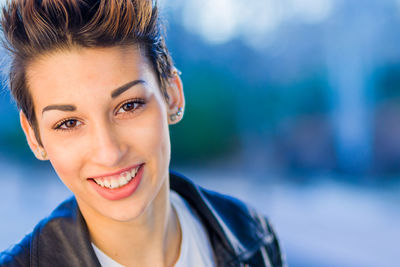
(41, 133, 83, 188)
(123, 102, 171, 168)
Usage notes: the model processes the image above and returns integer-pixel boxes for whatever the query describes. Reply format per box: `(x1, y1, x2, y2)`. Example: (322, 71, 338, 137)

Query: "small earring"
(176, 107, 183, 116)
(36, 148, 47, 159)
(170, 107, 183, 122)
(173, 69, 182, 76)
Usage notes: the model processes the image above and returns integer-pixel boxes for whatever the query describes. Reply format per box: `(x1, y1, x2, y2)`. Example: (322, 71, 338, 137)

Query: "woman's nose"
(90, 123, 127, 167)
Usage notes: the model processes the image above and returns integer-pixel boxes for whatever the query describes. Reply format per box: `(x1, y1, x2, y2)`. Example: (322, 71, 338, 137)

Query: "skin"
(20, 45, 185, 267)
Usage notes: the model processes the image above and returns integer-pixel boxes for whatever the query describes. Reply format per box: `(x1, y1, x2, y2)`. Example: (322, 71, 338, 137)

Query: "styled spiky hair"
(1, 0, 174, 144)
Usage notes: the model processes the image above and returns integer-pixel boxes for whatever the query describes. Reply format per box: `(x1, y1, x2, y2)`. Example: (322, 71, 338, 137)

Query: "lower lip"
(89, 164, 144, 201)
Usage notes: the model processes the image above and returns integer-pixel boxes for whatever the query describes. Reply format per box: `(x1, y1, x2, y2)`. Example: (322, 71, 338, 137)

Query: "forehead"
(25, 45, 156, 108)
(26, 45, 146, 84)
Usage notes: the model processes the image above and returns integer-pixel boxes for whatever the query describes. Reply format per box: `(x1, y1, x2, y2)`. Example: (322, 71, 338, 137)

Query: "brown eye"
(55, 119, 82, 131)
(116, 99, 145, 115)
(65, 120, 77, 128)
(122, 102, 136, 112)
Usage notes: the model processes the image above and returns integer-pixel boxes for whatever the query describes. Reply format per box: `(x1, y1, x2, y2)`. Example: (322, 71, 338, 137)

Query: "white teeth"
(121, 171, 131, 180)
(93, 165, 141, 189)
(131, 166, 139, 177)
(119, 175, 128, 186)
(110, 179, 119, 189)
(119, 171, 131, 187)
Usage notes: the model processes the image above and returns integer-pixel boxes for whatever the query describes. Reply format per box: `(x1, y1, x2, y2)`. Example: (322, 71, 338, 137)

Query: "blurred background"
(0, 0, 399, 266)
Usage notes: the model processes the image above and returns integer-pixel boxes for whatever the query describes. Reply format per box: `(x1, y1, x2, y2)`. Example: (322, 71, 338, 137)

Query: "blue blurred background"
(0, 0, 399, 266)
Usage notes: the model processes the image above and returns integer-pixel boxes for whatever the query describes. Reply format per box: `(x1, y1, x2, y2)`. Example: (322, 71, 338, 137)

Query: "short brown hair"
(1, 0, 174, 145)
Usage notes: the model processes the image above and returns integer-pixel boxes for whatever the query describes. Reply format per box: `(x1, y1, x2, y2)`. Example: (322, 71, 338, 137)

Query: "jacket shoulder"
(200, 187, 285, 266)
(0, 233, 31, 267)
(0, 196, 83, 267)
(170, 171, 285, 266)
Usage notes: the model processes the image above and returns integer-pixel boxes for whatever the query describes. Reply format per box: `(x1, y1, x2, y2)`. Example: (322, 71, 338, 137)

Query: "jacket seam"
(228, 234, 274, 264)
(198, 187, 269, 254)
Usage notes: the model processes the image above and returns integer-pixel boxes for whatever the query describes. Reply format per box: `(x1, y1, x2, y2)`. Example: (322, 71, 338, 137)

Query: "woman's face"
(22, 46, 184, 222)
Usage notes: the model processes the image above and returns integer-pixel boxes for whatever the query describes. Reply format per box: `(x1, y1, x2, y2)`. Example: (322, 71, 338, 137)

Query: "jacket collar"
(31, 171, 269, 266)
(170, 171, 272, 262)
(31, 197, 101, 267)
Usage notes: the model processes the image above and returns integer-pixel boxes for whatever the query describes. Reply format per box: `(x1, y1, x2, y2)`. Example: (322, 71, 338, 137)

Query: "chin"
(94, 174, 169, 223)
(103, 204, 148, 222)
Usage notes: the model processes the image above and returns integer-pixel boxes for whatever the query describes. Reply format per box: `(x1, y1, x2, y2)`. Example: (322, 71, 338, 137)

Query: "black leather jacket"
(0, 171, 285, 267)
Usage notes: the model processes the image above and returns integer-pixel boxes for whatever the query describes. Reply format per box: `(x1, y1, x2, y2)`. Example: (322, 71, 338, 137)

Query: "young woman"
(0, 1, 284, 266)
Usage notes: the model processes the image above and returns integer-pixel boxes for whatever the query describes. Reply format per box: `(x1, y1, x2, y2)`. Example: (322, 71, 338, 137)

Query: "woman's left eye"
(116, 99, 145, 115)
(54, 119, 82, 131)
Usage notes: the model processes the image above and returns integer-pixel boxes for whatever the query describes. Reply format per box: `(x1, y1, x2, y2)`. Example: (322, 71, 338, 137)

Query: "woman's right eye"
(115, 98, 146, 115)
(54, 119, 82, 131)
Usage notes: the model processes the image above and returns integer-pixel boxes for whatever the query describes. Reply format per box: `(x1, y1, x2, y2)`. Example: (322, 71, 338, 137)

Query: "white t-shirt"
(92, 190, 216, 267)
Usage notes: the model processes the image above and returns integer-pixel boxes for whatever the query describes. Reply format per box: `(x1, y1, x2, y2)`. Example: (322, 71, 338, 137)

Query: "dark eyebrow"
(41, 80, 145, 115)
(111, 80, 146, 98)
(42, 104, 76, 114)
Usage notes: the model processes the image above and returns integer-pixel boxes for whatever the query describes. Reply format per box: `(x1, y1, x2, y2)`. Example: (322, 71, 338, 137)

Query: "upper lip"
(88, 163, 143, 179)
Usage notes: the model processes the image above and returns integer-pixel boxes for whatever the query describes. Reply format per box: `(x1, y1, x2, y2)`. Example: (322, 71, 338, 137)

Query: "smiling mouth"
(90, 164, 143, 189)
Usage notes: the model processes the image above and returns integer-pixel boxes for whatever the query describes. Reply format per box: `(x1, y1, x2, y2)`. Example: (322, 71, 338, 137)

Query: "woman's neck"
(78, 180, 182, 267)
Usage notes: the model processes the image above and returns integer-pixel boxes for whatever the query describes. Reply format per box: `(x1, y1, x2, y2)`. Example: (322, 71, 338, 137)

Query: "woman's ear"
(20, 111, 47, 160)
(166, 70, 185, 125)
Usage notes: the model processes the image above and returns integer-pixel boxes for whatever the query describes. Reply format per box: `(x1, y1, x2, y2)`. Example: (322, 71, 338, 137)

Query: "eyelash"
(54, 118, 81, 132)
(53, 98, 146, 132)
(114, 98, 146, 116)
